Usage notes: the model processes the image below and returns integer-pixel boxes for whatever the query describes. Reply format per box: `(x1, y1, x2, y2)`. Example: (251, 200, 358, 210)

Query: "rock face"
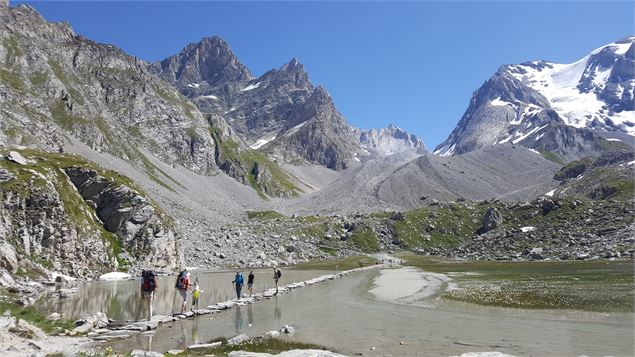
(0, 150, 181, 279)
(357, 124, 426, 157)
(434, 37, 634, 162)
(152, 39, 364, 170)
(0, 4, 217, 175)
(65, 167, 181, 270)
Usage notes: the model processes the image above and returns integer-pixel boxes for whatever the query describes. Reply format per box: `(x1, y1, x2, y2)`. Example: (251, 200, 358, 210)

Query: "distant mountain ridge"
(151, 37, 425, 170)
(357, 124, 426, 157)
(435, 37, 634, 162)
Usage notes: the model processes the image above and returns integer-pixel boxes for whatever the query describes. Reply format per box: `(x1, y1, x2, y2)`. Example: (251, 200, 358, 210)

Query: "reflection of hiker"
(273, 267, 282, 295)
(247, 270, 255, 297)
(192, 282, 201, 311)
(232, 271, 244, 300)
(141, 269, 157, 320)
(359, 260, 364, 268)
(175, 269, 191, 313)
(234, 305, 243, 333)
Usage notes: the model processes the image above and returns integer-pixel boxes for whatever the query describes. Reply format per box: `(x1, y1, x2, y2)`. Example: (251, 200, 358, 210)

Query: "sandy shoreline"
(369, 266, 451, 304)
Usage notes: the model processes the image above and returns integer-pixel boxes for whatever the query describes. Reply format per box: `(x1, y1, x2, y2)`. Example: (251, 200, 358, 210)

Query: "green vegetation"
(155, 86, 196, 119)
(539, 150, 565, 165)
(392, 204, 483, 249)
(293, 255, 379, 270)
(209, 126, 301, 198)
(348, 224, 379, 253)
(3, 35, 22, 63)
(0, 67, 25, 91)
(246, 210, 286, 220)
(48, 60, 85, 105)
(29, 71, 49, 86)
(162, 337, 329, 357)
(597, 138, 631, 151)
(50, 100, 90, 130)
(0, 295, 76, 334)
(403, 256, 634, 312)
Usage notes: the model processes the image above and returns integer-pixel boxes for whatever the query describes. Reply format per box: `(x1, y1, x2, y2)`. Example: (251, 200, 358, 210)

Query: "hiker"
(247, 270, 255, 297)
(140, 269, 157, 320)
(191, 281, 201, 311)
(232, 271, 244, 300)
(273, 266, 282, 295)
(175, 269, 191, 313)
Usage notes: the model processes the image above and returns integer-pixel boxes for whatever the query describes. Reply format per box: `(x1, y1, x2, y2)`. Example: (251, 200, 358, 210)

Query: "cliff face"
(0, 150, 181, 280)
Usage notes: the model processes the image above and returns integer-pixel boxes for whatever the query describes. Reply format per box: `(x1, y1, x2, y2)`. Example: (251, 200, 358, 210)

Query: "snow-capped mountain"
(435, 37, 634, 160)
(357, 124, 426, 156)
(506, 36, 634, 134)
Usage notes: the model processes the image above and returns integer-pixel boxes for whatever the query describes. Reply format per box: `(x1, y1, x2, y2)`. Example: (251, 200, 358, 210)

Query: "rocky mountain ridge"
(435, 37, 635, 162)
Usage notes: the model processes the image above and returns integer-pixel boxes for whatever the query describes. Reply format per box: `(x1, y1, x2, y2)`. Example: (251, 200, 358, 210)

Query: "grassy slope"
(209, 126, 301, 198)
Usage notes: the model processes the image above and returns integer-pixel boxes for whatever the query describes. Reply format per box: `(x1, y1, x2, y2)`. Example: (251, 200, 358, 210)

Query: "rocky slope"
(0, 149, 180, 282)
(282, 145, 560, 216)
(0, 4, 217, 176)
(435, 37, 635, 162)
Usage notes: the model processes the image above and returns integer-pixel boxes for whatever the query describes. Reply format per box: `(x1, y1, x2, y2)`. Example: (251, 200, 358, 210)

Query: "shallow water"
(36, 268, 327, 322)
(102, 267, 634, 356)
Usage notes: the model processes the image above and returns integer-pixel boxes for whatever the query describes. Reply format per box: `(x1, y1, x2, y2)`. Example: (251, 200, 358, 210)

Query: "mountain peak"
(359, 124, 426, 156)
(152, 35, 253, 87)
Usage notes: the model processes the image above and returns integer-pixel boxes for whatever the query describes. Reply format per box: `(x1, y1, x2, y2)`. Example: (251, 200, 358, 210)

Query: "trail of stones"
(89, 264, 386, 342)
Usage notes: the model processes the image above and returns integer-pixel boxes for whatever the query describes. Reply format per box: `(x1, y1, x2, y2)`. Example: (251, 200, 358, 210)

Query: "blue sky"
(18, 1, 635, 148)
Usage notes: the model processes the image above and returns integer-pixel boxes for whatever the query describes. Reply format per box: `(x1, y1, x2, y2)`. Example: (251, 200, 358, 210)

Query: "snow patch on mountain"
(250, 134, 277, 149)
(240, 82, 261, 92)
(505, 38, 635, 135)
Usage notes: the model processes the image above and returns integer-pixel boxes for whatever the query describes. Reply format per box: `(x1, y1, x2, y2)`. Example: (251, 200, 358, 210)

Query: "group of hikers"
(139, 266, 283, 318)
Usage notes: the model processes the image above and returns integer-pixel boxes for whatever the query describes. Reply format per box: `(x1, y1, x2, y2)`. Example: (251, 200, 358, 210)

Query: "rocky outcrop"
(64, 167, 181, 270)
(0, 150, 181, 279)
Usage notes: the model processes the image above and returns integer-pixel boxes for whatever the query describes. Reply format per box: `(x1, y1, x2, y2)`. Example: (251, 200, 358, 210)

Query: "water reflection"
(36, 269, 326, 321)
(234, 306, 243, 334)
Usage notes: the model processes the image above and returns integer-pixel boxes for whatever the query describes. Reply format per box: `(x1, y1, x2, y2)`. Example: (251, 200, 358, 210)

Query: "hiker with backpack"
(247, 270, 255, 297)
(273, 266, 282, 295)
(175, 269, 191, 313)
(141, 269, 157, 320)
(232, 271, 244, 300)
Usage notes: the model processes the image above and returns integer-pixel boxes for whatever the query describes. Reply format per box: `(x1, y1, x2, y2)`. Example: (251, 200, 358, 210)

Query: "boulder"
(0, 268, 16, 287)
(281, 324, 295, 335)
(477, 208, 503, 234)
(6, 151, 29, 165)
(0, 168, 13, 182)
(529, 247, 544, 260)
(13, 319, 46, 339)
(0, 241, 18, 274)
(130, 350, 164, 357)
(227, 333, 250, 346)
(266, 330, 280, 338)
(187, 342, 221, 350)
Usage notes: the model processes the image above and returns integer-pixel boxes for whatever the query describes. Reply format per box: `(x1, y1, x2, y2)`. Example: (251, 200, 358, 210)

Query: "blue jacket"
(233, 274, 244, 285)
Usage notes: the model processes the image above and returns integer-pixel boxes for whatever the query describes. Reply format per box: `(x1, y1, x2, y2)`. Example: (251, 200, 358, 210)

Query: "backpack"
(141, 270, 156, 292)
(175, 270, 187, 290)
(276, 269, 282, 279)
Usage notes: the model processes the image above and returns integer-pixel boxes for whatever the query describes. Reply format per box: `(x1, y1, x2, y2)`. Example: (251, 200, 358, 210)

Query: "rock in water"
(227, 334, 250, 346)
(477, 207, 504, 234)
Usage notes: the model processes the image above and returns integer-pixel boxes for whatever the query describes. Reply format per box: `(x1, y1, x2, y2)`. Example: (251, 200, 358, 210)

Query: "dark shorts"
(141, 291, 154, 299)
(247, 283, 253, 289)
